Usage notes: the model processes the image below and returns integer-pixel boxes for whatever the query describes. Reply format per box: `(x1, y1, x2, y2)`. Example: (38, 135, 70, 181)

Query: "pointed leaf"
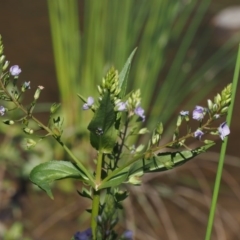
(30, 160, 89, 199)
(129, 142, 215, 177)
(119, 48, 137, 98)
(88, 92, 117, 153)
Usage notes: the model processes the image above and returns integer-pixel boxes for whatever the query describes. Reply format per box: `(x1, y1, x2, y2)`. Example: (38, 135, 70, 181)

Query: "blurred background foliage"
(47, 0, 236, 134)
(0, 0, 240, 239)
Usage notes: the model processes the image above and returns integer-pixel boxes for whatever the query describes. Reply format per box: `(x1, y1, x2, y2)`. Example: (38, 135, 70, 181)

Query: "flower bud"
(50, 103, 61, 114)
(128, 172, 143, 185)
(2, 60, 9, 71)
(23, 127, 34, 134)
(97, 85, 103, 95)
(24, 138, 37, 149)
(135, 144, 145, 153)
(138, 128, 149, 134)
(21, 81, 31, 92)
(0, 55, 6, 64)
(176, 115, 182, 127)
(2, 119, 14, 125)
(34, 86, 44, 100)
(151, 134, 159, 145)
(207, 99, 213, 110)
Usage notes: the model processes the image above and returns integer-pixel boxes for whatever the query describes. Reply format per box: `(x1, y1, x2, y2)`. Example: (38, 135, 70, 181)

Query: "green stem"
(205, 44, 240, 240)
(0, 79, 95, 187)
(91, 151, 103, 239)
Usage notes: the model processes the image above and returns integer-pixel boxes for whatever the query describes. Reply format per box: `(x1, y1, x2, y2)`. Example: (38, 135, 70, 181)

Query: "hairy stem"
(91, 151, 103, 239)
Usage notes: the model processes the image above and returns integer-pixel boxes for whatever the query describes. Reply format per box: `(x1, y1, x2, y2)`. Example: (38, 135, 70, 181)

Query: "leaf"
(29, 160, 89, 199)
(128, 142, 215, 178)
(88, 92, 117, 153)
(98, 169, 129, 190)
(119, 48, 137, 98)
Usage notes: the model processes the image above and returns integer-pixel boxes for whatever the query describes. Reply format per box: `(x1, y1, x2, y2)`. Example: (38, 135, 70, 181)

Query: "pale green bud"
(50, 103, 61, 114)
(176, 116, 182, 127)
(151, 134, 159, 145)
(25, 138, 37, 149)
(23, 127, 34, 134)
(207, 99, 213, 110)
(135, 144, 145, 153)
(2, 60, 9, 71)
(34, 86, 44, 100)
(97, 85, 103, 95)
(221, 106, 228, 113)
(0, 55, 6, 64)
(128, 172, 143, 185)
(3, 119, 14, 125)
(138, 128, 149, 134)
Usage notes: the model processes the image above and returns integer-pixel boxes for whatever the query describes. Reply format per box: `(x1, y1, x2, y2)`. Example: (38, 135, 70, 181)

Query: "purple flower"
(194, 129, 204, 139)
(0, 106, 5, 116)
(180, 110, 189, 116)
(82, 97, 94, 110)
(218, 122, 230, 140)
(192, 106, 205, 121)
(10, 65, 21, 76)
(134, 106, 145, 122)
(123, 230, 133, 240)
(116, 101, 127, 111)
(74, 228, 92, 240)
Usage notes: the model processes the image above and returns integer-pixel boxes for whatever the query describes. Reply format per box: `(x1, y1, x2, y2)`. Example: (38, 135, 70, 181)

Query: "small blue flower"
(82, 97, 94, 110)
(192, 106, 205, 121)
(123, 230, 133, 240)
(194, 129, 204, 139)
(218, 122, 230, 140)
(74, 228, 92, 240)
(10, 65, 21, 76)
(116, 101, 127, 111)
(134, 106, 145, 122)
(180, 110, 189, 116)
(0, 106, 6, 116)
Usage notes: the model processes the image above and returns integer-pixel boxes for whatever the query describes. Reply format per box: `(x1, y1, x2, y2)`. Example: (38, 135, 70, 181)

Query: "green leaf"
(128, 142, 215, 177)
(119, 48, 137, 98)
(88, 92, 117, 153)
(98, 169, 129, 190)
(29, 160, 89, 199)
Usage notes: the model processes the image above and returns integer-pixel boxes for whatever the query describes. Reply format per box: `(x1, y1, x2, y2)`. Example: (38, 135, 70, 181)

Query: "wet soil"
(0, 1, 240, 240)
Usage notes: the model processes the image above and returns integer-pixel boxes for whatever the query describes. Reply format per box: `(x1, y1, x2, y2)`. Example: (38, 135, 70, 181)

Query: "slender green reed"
(48, 0, 233, 134)
(205, 44, 240, 240)
(47, 0, 81, 128)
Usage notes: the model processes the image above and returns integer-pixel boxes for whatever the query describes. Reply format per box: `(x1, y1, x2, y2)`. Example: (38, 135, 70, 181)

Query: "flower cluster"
(178, 85, 232, 142)
(114, 90, 145, 121)
(81, 69, 146, 122)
